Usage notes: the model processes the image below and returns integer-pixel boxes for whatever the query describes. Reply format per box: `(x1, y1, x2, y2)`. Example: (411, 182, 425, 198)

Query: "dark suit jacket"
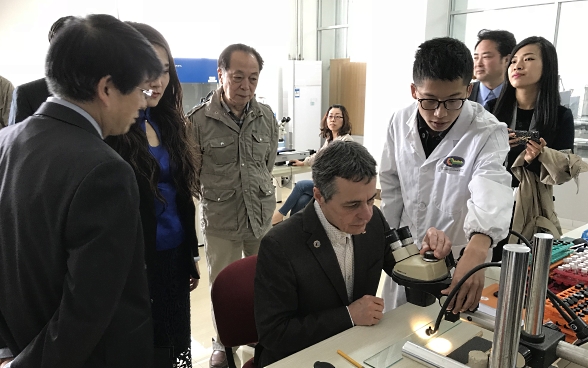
(0, 102, 154, 367)
(8, 77, 51, 125)
(254, 200, 396, 366)
(486, 99, 575, 187)
(468, 81, 481, 103)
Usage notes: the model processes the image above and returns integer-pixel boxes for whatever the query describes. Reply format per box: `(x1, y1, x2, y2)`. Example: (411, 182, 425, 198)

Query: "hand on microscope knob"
(420, 227, 453, 259)
(442, 242, 489, 313)
(348, 295, 384, 326)
(289, 160, 304, 166)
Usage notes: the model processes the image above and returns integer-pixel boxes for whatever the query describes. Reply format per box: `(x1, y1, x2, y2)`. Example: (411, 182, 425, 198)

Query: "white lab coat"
(379, 100, 513, 311)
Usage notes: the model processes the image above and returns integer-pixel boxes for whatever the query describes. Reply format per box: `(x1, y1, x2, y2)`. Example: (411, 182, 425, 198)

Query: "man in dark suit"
(0, 14, 163, 368)
(7, 16, 73, 126)
(254, 141, 397, 366)
(468, 29, 516, 108)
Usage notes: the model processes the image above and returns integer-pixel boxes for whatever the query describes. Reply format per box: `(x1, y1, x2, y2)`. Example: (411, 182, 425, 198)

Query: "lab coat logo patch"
(444, 156, 465, 168)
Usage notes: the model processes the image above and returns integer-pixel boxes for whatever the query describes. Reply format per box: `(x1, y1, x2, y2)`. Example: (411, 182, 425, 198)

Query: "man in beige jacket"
(0, 75, 14, 129)
(187, 43, 278, 368)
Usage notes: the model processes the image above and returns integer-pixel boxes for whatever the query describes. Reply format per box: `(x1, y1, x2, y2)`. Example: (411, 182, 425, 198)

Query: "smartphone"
(513, 130, 540, 146)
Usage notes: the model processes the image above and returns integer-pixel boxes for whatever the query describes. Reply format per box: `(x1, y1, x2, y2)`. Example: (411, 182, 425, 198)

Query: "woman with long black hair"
(271, 104, 353, 225)
(488, 36, 576, 255)
(107, 22, 201, 368)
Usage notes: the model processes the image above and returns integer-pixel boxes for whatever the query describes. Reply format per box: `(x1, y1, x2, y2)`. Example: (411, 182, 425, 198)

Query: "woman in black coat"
(487, 36, 574, 260)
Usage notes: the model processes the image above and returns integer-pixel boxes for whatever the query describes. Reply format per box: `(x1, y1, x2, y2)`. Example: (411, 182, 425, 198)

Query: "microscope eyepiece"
(398, 226, 414, 246)
(385, 229, 403, 251)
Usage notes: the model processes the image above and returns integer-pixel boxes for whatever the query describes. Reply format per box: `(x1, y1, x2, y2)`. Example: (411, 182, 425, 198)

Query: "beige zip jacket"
(510, 148, 588, 243)
(188, 88, 279, 238)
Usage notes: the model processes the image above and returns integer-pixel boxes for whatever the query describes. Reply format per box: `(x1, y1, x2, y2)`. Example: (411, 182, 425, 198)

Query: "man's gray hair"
(312, 141, 377, 201)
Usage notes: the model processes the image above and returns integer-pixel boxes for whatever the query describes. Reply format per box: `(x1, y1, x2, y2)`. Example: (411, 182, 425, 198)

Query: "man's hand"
(290, 159, 305, 166)
(348, 295, 384, 326)
(524, 138, 547, 163)
(420, 227, 452, 259)
(189, 260, 200, 291)
(0, 358, 13, 368)
(441, 234, 491, 313)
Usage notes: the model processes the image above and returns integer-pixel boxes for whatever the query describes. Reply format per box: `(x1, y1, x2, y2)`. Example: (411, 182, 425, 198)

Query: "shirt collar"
(314, 201, 352, 244)
(478, 82, 503, 104)
(416, 111, 454, 140)
(47, 97, 103, 138)
(220, 91, 250, 116)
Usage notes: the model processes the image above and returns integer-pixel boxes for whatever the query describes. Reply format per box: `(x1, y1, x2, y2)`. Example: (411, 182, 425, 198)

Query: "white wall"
(0, 0, 292, 113)
(352, 0, 448, 168)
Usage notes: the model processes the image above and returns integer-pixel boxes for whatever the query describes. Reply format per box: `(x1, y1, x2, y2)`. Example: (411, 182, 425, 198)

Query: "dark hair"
(492, 36, 560, 134)
(312, 141, 376, 201)
(319, 104, 352, 140)
(413, 37, 473, 86)
(48, 16, 74, 42)
(475, 29, 516, 58)
(218, 44, 264, 72)
(107, 22, 201, 201)
(45, 14, 163, 102)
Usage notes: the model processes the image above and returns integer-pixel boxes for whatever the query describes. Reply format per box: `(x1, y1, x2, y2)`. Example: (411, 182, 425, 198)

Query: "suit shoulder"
(17, 77, 47, 91)
(263, 213, 307, 248)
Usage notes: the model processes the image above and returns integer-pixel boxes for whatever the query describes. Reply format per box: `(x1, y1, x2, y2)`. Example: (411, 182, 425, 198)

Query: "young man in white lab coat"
(380, 37, 513, 314)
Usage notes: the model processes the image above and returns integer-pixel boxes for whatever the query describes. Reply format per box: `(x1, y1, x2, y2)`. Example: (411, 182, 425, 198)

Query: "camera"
(514, 130, 541, 146)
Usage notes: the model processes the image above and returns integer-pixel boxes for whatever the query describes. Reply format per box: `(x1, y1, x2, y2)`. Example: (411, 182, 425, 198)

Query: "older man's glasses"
(417, 98, 466, 111)
(137, 87, 154, 97)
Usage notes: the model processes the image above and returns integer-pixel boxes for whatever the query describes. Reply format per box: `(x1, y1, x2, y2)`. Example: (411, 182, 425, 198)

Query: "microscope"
(278, 117, 291, 151)
(397, 232, 588, 368)
(386, 226, 455, 307)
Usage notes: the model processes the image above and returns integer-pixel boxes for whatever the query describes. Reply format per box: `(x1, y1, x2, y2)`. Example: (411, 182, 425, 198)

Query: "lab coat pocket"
(432, 172, 469, 215)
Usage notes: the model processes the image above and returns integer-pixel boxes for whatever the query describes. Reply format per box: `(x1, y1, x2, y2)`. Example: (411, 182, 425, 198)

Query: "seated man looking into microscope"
(255, 141, 425, 366)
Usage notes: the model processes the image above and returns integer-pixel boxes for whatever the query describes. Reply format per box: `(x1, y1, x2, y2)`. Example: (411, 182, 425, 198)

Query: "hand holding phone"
(513, 130, 541, 146)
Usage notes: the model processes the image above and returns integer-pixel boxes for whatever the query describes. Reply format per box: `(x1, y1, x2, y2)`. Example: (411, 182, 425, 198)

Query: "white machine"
(281, 60, 323, 153)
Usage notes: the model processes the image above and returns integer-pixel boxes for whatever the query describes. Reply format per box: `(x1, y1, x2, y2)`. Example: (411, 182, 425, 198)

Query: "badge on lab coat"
(440, 156, 465, 174)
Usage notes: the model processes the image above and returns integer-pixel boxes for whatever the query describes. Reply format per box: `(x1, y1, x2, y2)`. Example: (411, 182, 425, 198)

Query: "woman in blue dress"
(107, 22, 201, 368)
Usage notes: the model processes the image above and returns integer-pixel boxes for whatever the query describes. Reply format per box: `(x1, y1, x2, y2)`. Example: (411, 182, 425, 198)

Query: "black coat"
(0, 102, 153, 367)
(8, 77, 51, 125)
(486, 99, 575, 187)
(254, 200, 396, 366)
(468, 80, 481, 103)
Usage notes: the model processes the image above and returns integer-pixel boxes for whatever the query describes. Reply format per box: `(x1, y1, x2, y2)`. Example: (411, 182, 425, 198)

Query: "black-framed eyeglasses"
(417, 98, 466, 111)
(327, 115, 343, 120)
(137, 87, 154, 97)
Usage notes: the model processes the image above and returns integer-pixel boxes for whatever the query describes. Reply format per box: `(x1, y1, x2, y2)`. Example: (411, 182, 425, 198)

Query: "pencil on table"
(337, 349, 364, 368)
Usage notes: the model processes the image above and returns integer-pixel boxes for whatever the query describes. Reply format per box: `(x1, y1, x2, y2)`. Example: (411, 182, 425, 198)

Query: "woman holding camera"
(488, 36, 577, 251)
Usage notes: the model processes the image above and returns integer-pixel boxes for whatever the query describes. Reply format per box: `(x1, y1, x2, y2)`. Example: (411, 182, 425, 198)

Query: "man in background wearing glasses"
(379, 37, 513, 315)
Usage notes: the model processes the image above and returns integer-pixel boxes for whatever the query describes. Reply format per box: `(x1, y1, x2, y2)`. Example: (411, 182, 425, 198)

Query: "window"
(450, 0, 588, 118)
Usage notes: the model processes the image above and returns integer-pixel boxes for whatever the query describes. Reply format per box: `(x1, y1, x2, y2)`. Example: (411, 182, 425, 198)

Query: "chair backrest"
(211, 255, 258, 347)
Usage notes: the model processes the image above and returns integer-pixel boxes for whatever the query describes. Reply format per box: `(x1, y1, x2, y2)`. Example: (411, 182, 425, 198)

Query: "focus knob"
(423, 250, 439, 262)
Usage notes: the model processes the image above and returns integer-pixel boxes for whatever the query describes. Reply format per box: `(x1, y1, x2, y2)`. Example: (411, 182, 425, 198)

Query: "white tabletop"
(266, 302, 487, 368)
(266, 224, 588, 368)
